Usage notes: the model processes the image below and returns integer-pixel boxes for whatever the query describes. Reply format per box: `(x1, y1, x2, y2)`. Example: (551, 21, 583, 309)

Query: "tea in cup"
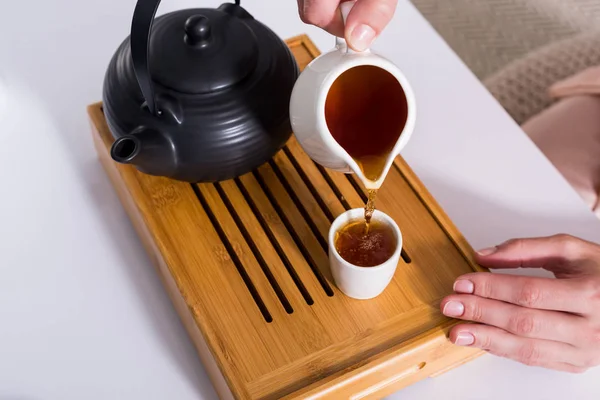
(329, 208, 402, 299)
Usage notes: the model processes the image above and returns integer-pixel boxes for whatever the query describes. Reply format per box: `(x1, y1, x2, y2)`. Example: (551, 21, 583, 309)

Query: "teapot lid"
(148, 6, 258, 94)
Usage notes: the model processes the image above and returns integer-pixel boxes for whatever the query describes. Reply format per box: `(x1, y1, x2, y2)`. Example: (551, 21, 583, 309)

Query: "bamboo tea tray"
(88, 35, 485, 400)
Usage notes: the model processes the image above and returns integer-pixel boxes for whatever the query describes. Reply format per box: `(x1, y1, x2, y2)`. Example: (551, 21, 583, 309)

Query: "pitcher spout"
(110, 128, 176, 177)
(346, 152, 398, 191)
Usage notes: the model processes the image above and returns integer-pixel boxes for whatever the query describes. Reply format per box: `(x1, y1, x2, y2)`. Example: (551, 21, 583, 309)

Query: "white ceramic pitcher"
(289, 1, 417, 190)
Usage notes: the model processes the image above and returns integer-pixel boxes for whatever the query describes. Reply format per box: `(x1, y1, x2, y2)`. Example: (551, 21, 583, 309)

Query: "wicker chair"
(411, 0, 600, 123)
(484, 31, 600, 125)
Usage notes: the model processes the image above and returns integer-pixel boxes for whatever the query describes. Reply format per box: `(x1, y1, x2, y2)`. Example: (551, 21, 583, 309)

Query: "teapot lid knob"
(141, 5, 260, 94)
(184, 15, 211, 47)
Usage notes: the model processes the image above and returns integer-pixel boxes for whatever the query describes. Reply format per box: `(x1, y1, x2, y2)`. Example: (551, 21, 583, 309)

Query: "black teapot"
(102, 0, 299, 182)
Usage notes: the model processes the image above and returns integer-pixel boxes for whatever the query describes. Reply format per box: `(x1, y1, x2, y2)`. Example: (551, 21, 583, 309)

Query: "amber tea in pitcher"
(325, 65, 409, 183)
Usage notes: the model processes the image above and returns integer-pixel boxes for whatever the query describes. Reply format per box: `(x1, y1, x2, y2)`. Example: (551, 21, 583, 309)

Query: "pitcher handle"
(130, 0, 241, 115)
(335, 1, 369, 54)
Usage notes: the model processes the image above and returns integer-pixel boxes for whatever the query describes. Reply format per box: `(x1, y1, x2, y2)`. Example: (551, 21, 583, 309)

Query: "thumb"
(344, 0, 398, 51)
(476, 234, 599, 277)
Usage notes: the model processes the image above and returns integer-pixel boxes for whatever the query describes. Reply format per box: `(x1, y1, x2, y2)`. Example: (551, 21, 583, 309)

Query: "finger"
(299, 0, 345, 37)
(476, 235, 599, 276)
(536, 362, 588, 374)
(345, 0, 398, 51)
(448, 324, 587, 369)
(441, 295, 588, 345)
(452, 272, 591, 314)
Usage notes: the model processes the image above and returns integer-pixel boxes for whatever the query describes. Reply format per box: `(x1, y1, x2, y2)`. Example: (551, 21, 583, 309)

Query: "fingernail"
(455, 332, 475, 346)
(477, 246, 497, 256)
(442, 301, 465, 317)
(453, 279, 474, 294)
(349, 24, 376, 51)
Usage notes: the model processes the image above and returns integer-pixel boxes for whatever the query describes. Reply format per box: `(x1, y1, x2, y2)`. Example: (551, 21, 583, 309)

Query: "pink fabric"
(522, 66, 600, 215)
(548, 66, 600, 98)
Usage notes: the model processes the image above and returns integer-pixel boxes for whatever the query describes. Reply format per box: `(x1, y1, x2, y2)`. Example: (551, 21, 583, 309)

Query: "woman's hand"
(441, 234, 600, 373)
(297, 0, 398, 51)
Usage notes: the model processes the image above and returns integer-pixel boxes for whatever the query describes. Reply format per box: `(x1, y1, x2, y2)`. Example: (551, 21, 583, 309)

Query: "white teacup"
(329, 208, 402, 300)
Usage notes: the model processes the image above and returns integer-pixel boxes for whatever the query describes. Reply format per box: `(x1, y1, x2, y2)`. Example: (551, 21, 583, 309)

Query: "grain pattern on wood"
(89, 34, 485, 400)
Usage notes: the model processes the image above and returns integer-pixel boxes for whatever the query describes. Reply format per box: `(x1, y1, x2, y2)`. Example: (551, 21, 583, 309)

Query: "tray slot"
(252, 169, 334, 297)
(346, 174, 369, 203)
(284, 138, 348, 219)
(233, 178, 315, 306)
(191, 184, 274, 323)
(315, 161, 352, 210)
(271, 149, 343, 247)
(282, 146, 335, 223)
(213, 182, 294, 314)
(400, 250, 412, 264)
(268, 159, 328, 253)
(319, 169, 365, 210)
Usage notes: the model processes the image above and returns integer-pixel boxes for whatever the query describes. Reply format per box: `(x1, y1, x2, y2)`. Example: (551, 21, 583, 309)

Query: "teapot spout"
(110, 129, 176, 177)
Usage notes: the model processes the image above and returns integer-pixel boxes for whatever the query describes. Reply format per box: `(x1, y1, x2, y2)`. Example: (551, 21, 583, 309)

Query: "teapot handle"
(130, 0, 241, 115)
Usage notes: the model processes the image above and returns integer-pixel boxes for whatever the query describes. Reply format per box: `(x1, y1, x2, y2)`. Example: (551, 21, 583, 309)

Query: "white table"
(1, 1, 598, 399)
